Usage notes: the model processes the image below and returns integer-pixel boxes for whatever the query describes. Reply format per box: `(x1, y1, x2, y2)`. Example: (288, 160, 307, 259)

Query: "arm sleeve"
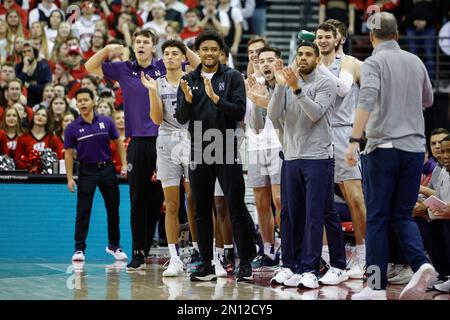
(317, 64, 353, 97)
(295, 78, 336, 123)
(215, 71, 246, 121)
(267, 84, 286, 123)
(101, 61, 126, 81)
(64, 125, 75, 150)
(108, 118, 120, 140)
(358, 59, 381, 113)
(248, 100, 266, 132)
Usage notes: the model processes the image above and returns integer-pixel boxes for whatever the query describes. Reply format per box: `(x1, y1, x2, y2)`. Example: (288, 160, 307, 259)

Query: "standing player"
(85, 29, 200, 270)
(140, 39, 197, 277)
(315, 22, 365, 280)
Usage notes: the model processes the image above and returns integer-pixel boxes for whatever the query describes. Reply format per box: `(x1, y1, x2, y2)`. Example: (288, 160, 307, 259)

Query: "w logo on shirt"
(33, 143, 46, 151)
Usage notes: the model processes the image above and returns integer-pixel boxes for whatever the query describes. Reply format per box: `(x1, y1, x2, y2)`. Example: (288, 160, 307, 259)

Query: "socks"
(264, 242, 275, 260)
(322, 245, 330, 266)
(168, 243, 179, 260)
(356, 244, 366, 261)
(216, 247, 224, 260)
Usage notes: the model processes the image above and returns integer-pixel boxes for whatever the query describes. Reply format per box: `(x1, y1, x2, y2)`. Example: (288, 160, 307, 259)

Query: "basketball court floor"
(1, 257, 449, 300)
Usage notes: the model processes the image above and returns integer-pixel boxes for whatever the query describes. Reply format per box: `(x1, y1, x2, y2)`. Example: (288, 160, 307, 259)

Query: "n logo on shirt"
(155, 70, 161, 77)
(99, 122, 105, 130)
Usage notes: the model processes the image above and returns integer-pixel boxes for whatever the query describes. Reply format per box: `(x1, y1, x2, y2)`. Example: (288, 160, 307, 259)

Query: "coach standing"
(345, 12, 436, 300)
(65, 88, 128, 262)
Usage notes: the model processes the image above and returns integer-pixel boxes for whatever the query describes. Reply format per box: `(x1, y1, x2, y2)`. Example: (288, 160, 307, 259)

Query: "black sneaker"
(236, 260, 253, 282)
(190, 264, 217, 281)
(222, 250, 235, 275)
(126, 254, 145, 271)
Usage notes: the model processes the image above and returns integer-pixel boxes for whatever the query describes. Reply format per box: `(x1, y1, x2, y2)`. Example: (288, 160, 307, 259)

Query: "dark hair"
(221, 44, 230, 57)
(430, 128, 449, 137)
(185, 8, 201, 18)
(133, 28, 158, 46)
(316, 23, 337, 38)
(258, 47, 282, 59)
(297, 41, 320, 57)
(248, 37, 268, 48)
(75, 88, 95, 100)
(162, 39, 187, 55)
(49, 96, 70, 123)
(47, 9, 65, 29)
(65, 35, 80, 45)
(90, 29, 108, 48)
(194, 30, 225, 51)
(82, 74, 98, 87)
(441, 134, 450, 143)
(325, 19, 347, 38)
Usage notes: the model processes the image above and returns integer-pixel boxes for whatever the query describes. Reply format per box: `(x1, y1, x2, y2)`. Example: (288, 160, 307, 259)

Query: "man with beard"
(176, 30, 255, 282)
(246, 47, 295, 285)
(268, 42, 338, 289)
(15, 41, 52, 108)
(315, 22, 366, 281)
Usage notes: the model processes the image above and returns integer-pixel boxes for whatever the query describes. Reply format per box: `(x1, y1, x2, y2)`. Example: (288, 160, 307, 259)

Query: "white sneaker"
(347, 260, 365, 279)
(399, 263, 436, 300)
(162, 258, 184, 277)
(433, 278, 450, 293)
(388, 265, 413, 285)
(105, 246, 128, 260)
(213, 259, 228, 277)
(270, 267, 294, 285)
(72, 251, 85, 261)
(282, 273, 304, 287)
(319, 267, 349, 285)
(298, 272, 319, 289)
(351, 286, 387, 300)
(387, 263, 401, 280)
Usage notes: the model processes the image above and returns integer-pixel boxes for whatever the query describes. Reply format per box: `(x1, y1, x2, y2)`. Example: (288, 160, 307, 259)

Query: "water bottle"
(297, 30, 316, 43)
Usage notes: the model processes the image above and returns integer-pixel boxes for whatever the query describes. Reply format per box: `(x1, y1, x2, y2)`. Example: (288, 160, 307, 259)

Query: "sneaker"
(236, 260, 253, 282)
(347, 260, 365, 279)
(351, 286, 387, 300)
(270, 267, 294, 285)
(105, 245, 128, 261)
(399, 263, 437, 300)
(251, 254, 279, 271)
(388, 265, 413, 285)
(282, 273, 303, 287)
(214, 258, 228, 277)
(387, 263, 400, 279)
(188, 249, 202, 273)
(433, 278, 450, 293)
(319, 267, 349, 285)
(162, 257, 184, 277)
(298, 272, 319, 289)
(190, 264, 217, 281)
(427, 279, 444, 291)
(72, 250, 85, 261)
(222, 251, 235, 275)
(126, 254, 145, 271)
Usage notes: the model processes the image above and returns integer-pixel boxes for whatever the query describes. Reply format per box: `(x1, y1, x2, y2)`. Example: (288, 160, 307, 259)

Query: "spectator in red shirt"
(0, 128, 8, 155)
(0, 106, 23, 158)
(0, 0, 28, 30)
(83, 29, 108, 61)
(180, 8, 203, 46)
(110, 109, 129, 173)
(15, 106, 63, 169)
(64, 38, 89, 80)
(100, 0, 143, 29)
(0, 78, 32, 123)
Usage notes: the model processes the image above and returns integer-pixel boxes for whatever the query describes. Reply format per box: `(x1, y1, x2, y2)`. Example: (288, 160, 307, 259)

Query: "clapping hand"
(140, 72, 157, 91)
(203, 77, 219, 104)
(180, 79, 193, 103)
(274, 59, 287, 85)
